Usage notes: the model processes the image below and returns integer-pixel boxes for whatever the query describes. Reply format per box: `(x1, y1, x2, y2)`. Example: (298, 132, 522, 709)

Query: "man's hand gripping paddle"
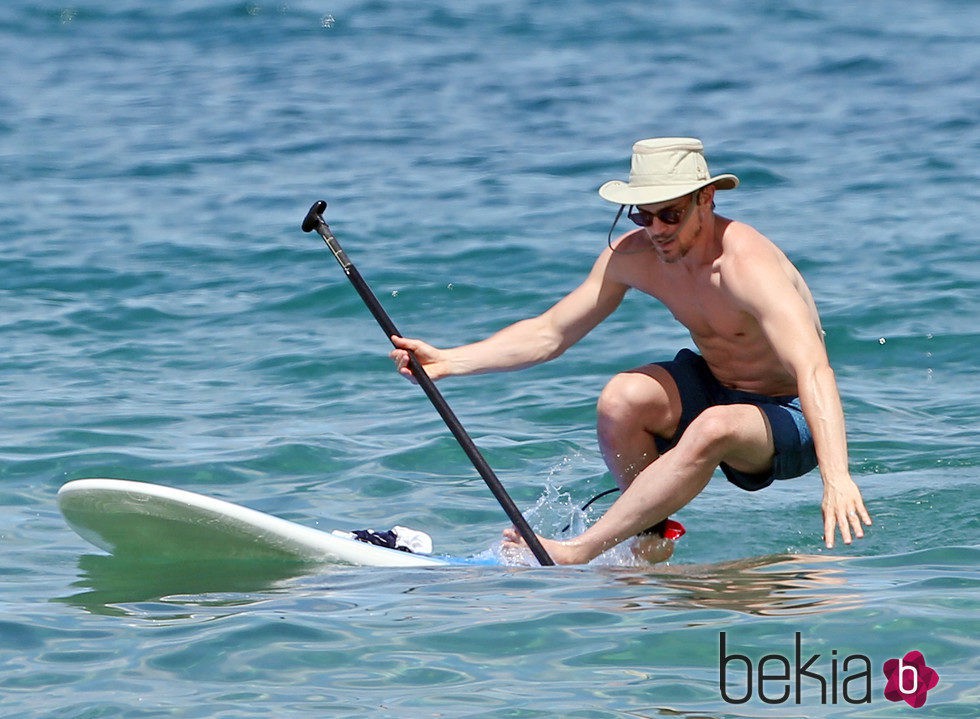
(302, 201, 555, 566)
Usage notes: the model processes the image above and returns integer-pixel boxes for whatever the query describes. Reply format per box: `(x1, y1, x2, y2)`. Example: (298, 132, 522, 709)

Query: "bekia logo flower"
(883, 651, 939, 708)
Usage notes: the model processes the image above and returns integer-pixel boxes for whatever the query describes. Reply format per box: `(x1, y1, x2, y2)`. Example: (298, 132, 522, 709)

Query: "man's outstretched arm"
(390, 248, 629, 382)
(728, 242, 872, 548)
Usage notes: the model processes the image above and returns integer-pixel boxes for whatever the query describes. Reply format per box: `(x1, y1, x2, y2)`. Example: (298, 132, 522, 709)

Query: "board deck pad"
(58, 479, 450, 567)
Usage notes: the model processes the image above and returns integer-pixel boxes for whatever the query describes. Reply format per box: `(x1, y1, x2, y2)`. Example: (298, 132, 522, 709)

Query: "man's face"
(633, 192, 701, 262)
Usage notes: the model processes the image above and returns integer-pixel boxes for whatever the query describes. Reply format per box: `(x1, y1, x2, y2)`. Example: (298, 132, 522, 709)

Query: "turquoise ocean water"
(1, 1, 977, 716)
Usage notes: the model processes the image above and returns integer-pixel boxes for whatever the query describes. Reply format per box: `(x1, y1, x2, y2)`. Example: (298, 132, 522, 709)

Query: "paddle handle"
(303, 202, 554, 566)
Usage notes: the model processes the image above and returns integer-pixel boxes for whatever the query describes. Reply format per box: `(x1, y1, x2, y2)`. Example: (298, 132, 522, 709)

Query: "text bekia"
(719, 632, 871, 705)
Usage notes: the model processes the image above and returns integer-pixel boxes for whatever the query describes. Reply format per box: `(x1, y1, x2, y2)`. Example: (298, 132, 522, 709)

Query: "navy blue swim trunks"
(653, 348, 817, 491)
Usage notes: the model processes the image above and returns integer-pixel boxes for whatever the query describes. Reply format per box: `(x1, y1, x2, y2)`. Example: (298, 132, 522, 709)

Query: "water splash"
(523, 454, 591, 538)
(476, 455, 674, 568)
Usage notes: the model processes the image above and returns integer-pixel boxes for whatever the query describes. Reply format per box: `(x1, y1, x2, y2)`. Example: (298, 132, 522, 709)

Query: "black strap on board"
(302, 201, 554, 566)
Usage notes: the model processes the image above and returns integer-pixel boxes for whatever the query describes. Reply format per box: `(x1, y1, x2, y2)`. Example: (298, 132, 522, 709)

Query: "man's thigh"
(692, 403, 776, 476)
(612, 363, 685, 439)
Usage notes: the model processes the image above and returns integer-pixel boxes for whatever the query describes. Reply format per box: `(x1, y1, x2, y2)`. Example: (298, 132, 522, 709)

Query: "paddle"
(302, 201, 555, 566)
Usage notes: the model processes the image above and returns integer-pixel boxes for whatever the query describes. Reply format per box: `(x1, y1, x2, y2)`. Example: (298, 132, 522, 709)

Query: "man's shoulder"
(603, 230, 658, 273)
(607, 228, 650, 255)
(719, 216, 770, 245)
(718, 217, 784, 264)
(716, 218, 809, 307)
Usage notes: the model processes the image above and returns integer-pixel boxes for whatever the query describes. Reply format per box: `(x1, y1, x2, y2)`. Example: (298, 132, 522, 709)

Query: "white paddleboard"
(58, 479, 449, 567)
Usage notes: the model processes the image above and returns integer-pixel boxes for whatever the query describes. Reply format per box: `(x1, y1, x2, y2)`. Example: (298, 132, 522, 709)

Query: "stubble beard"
(651, 215, 701, 263)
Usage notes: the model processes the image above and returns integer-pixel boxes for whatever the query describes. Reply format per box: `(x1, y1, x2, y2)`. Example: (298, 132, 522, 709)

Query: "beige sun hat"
(598, 138, 739, 206)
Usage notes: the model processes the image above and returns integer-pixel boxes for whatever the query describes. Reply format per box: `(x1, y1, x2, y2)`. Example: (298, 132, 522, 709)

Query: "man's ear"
(700, 184, 717, 207)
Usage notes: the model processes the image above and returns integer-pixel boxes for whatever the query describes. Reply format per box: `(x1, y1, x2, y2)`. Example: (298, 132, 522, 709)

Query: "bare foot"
(501, 527, 595, 565)
(502, 527, 678, 566)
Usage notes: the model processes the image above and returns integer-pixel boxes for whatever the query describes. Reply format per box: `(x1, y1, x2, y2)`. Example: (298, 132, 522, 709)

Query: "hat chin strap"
(607, 204, 627, 251)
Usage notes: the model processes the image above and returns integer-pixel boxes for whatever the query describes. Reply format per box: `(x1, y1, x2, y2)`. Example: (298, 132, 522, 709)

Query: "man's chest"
(635, 266, 756, 341)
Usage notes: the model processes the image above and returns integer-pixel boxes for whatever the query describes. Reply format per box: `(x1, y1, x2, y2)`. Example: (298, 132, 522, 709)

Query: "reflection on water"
(56, 553, 316, 617)
(618, 554, 864, 617)
(58, 551, 863, 619)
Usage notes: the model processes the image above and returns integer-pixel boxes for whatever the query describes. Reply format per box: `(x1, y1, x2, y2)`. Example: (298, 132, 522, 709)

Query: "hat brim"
(598, 174, 739, 206)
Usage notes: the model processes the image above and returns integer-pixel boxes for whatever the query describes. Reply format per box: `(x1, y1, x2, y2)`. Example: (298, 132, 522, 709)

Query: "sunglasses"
(627, 194, 698, 227)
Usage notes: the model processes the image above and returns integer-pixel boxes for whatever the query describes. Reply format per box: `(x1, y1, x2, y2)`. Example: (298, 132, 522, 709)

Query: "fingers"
(823, 495, 872, 549)
(388, 335, 451, 383)
(388, 353, 415, 383)
(838, 510, 854, 546)
(845, 499, 873, 544)
(388, 335, 422, 383)
(848, 504, 867, 538)
(389, 335, 417, 366)
(824, 512, 843, 549)
(857, 501, 873, 527)
(824, 507, 857, 549)
(389, 334, 417, 351)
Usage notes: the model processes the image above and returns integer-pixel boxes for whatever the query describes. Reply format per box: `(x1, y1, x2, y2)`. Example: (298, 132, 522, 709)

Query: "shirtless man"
(390, 138, 871, 565)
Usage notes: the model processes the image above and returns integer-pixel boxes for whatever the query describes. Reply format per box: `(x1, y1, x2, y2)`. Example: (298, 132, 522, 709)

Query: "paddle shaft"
(302, 202, 554, 566)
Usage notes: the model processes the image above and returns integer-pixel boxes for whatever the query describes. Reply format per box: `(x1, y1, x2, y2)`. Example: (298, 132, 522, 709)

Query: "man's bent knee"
(597, 367, 681, 437)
